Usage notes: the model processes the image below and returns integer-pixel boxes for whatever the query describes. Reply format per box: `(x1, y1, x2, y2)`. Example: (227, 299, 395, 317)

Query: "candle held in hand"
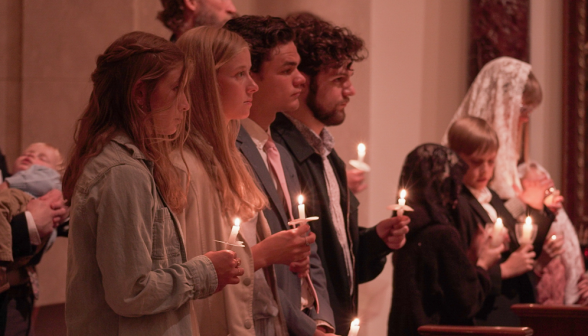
(490, 218, 504, 248)
(399, 189, 407, 207)
(521, 216, 533, 244)
(227, 218, 241, 245)
(357, 143, 366, 163)
(348, 318, 360, 336)
(298, 195, 306, 220)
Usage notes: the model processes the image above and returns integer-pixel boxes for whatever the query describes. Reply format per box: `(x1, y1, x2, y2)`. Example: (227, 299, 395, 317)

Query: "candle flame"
(525, 216, 532, 225)
(357, 143, 366, 154)
(298, 195, 304, 205)
(234, 218, 241, 226)
(400, 189, 407, 199)
(496, 218, 502, 226)
(351, 318, 360, 327)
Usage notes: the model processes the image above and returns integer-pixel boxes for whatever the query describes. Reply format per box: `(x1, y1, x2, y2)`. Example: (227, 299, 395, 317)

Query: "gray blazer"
(236, 126, 335, 335)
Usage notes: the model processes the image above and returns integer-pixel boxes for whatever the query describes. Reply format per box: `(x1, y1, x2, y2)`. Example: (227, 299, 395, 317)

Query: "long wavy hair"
(63, 31, 189, 212)
(176, 26, 267, 221)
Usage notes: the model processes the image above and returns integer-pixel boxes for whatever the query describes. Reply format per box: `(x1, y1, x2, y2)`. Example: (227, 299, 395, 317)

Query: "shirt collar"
(241, 118, 270, 150)
(283, 113, 334, 157)
(111, 133, 149, 161)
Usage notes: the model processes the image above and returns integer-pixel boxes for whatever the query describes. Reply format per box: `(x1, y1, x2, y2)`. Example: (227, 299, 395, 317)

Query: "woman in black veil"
(388, 144, 502, 336)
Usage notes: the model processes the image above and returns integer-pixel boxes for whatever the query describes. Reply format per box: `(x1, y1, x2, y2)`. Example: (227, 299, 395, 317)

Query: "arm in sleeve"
(307, 241, 335, 327)
(436, 227, 492, 320)
(94, 165, 217, 317)
(356, 225, 391, 284)
(530, 206, 555, 258)
(0, 189, 33, 262)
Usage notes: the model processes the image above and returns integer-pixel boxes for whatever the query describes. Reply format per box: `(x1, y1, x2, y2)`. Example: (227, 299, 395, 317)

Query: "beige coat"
(174, 147, 287, 336)
(0, 188, 31, 263)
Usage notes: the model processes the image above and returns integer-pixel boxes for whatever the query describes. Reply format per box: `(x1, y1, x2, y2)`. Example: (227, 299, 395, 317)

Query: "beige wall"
(0, 0, 563, 335)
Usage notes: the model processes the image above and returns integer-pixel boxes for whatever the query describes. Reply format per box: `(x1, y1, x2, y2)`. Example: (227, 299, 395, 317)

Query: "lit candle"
(398, 189, 407, 206)
(521, 216, 533, 244)
(491, 218, 504, 247)
(357, 143, 366, 163)
(298, 195, 306, 220)
(348, 318, 360, 336)
(227, 218, 241, 245)
(386, 188, 413, 217)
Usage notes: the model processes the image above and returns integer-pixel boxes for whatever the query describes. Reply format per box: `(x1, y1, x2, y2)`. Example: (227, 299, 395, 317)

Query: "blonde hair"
(447, 116, 499, 156)
(177, 26, 267, 221)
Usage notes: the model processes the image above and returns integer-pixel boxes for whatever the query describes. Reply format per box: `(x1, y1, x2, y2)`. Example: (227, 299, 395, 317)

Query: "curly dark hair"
(157, 0, 185, 32)
(285, 12, 367, 77)
(223, 15, 294, 73)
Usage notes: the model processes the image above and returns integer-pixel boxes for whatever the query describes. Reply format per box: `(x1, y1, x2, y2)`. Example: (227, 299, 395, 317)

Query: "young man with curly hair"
(225, 15, 338, 336)
(270, 13, 410, 336)
(157, 0, 236, 41)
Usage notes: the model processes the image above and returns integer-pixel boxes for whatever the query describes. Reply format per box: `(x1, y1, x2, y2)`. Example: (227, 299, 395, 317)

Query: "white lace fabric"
(442, 56, 531, 200)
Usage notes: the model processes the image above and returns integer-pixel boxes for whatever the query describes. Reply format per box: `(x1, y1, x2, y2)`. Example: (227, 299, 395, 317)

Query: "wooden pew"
(511, 304, 588, 336)
(418, 325, 533, 336)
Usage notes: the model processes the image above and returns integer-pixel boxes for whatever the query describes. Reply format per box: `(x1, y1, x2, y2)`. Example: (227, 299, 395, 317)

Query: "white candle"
(357, 143, 366, 163)
(348, 318, 360, 336)
(298, 195, 306, 220)
(491, 218, 504, 247)
(521, 216, 533, 244)
(398, 189, 407, 206)
(227, 218, 241, 245)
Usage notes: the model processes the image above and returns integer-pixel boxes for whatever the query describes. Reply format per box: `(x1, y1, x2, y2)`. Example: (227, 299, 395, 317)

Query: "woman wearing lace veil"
(388, 144, 501, 336)
(442, 56, 587, 306)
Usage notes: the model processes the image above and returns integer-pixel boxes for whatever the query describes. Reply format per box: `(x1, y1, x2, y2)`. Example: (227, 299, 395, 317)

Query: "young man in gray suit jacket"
(225, 15, 337, 336)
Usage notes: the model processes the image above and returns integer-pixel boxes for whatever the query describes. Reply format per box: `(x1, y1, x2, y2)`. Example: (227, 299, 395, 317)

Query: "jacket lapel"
(236, 126, 289, 229)
(463, 187, 494, 224)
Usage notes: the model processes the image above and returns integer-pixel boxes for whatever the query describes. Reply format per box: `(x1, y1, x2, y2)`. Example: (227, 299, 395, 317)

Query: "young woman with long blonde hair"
(175, 26, 314, 336)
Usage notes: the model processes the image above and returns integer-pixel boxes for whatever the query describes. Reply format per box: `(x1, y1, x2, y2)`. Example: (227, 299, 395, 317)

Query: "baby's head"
(447, 117, 499, 191)
(13, 142, 63, 174)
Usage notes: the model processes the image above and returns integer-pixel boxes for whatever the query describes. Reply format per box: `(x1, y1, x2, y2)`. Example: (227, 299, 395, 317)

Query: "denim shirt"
(65, 135, 217, 336)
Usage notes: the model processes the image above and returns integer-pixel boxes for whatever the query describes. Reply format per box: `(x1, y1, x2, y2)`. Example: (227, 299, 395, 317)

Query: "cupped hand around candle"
(204, 250, 244, 293)
(251, 224, 314, 270)
(534, 234, 565, 275)
(376, 216, 410, 250)
(500, 244, 535, 279)
(472, 224, 504, 271)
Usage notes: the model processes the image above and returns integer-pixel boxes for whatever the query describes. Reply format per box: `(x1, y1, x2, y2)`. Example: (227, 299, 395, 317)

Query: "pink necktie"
(264, 137, 294, 221)
(264, 137, 320, 313)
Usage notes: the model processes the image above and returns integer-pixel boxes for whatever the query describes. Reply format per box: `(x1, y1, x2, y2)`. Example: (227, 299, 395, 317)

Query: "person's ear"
(133, 80, 147, 110)
(183, 0, 197, 12)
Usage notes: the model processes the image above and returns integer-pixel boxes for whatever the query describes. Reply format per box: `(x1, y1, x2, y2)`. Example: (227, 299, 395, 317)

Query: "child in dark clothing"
(388, 143, 502, 336)
(447, 116, 556, 326)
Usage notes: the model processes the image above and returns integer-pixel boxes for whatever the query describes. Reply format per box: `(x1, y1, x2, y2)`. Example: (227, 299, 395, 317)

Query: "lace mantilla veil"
(441, 57, 531, 200)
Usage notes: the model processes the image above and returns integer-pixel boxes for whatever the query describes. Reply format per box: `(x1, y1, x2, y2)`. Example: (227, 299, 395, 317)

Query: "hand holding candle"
(349, 143, 371, 172)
